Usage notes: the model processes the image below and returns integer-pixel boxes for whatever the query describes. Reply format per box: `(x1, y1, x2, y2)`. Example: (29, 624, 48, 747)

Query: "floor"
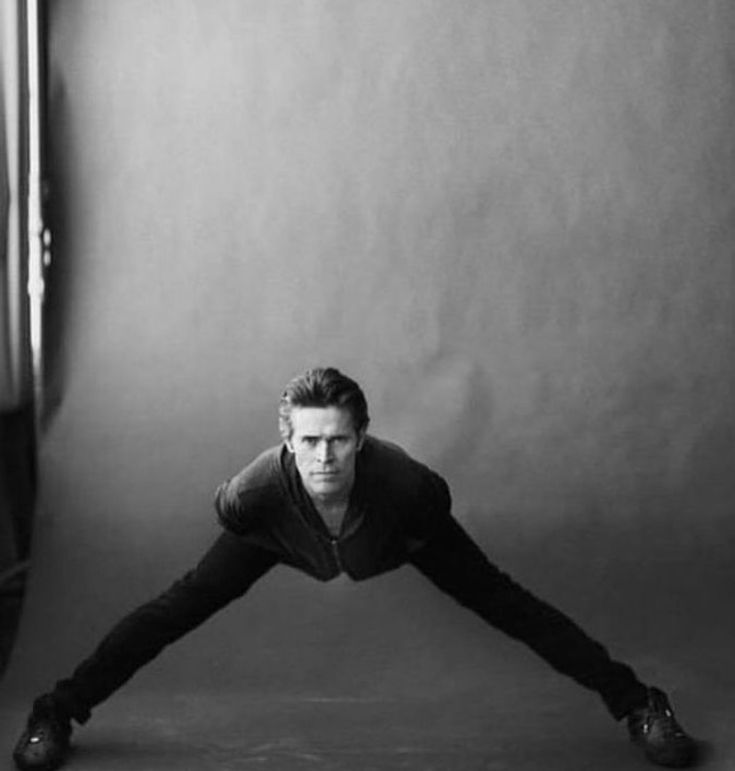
(0, 588, 730, 771)
(1, 688, 668, 771)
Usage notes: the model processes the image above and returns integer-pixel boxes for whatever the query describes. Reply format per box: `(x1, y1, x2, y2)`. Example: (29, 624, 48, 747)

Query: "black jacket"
(213, 435, 452, 581)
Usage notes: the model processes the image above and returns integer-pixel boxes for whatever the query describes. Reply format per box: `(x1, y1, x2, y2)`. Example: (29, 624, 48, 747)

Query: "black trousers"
(48, 522, 647, 724)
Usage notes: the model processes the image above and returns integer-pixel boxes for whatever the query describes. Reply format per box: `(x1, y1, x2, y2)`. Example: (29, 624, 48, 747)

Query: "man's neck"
(312, 497, 348, 537)
(310, 491, 349, 516)
(309, 487, 352, 537)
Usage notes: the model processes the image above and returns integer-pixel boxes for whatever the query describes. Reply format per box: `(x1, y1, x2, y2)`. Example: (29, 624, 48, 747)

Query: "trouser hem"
(46, 685, 92, 725)
(604, 681, 650, 721)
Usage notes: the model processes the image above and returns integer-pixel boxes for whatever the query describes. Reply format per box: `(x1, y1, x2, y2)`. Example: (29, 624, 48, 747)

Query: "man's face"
(285, 406, 365, 504)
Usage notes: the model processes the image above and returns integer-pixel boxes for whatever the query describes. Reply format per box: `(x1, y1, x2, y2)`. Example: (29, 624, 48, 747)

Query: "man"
(13, 367, 698, 770)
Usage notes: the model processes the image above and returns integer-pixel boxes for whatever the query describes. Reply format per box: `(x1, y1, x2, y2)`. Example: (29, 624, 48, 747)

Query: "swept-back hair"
(278, 367, 370, 440)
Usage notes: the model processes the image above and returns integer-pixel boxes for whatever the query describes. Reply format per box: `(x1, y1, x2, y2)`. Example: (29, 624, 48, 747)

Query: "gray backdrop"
(2, 2, 733, 768)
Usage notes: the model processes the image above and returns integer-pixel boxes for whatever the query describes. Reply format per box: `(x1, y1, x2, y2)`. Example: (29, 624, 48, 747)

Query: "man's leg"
(409, 513, 645, 717)
(14, 532, 277, 769)
(408, 514, 698, 767)
(48, 532, 277, 723)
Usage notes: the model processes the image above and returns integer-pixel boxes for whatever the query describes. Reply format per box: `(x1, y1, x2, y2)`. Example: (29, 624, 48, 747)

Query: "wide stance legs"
(13, 529, 699, 769)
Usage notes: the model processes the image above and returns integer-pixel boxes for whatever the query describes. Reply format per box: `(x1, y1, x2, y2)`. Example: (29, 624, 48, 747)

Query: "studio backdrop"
(5, 0, 734, 706)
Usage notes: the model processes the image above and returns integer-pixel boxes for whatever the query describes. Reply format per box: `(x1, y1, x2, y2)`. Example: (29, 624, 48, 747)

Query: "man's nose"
(317, 441, 334, 463)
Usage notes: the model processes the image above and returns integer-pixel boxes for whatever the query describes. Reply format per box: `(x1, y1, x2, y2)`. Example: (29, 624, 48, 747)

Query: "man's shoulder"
(360, 436, 448, 492)
(213, 444, 290, 535)
(360, 437, 452, 540)
(214, 444, 286, 527)
(226, 444, 285, 498)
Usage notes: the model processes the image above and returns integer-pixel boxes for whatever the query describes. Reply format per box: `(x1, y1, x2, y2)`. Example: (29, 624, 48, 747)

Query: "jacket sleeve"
(404, 469, 453, 553)
(213, 478, 263, 536)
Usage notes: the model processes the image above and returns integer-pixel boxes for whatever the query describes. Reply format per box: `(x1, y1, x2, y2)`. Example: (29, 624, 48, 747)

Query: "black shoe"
(627, 687, 698, 768)
(12, 695, 72, 771)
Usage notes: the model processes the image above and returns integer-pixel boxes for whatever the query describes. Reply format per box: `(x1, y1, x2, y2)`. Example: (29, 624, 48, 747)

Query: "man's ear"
(285, 437, 295, 453)
(356, 429, 366, 451)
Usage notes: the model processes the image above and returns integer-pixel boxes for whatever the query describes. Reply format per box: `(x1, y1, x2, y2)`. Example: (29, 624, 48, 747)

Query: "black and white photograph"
(1, 2, 733, 769)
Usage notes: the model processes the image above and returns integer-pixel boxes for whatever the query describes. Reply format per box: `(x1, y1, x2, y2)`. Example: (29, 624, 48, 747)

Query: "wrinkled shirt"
(213, 436, 451, 581)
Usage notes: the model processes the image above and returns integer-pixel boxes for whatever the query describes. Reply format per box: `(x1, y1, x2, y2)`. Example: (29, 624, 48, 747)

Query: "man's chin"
(312, 479, 340, 489)
(308, 476, 344, 494)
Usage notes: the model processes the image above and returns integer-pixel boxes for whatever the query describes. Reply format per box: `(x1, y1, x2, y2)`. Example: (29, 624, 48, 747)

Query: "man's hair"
(278, 367, 370, 440)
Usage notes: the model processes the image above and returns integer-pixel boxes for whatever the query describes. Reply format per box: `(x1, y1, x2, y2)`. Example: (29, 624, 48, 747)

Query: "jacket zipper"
(330, 538, 344, 573)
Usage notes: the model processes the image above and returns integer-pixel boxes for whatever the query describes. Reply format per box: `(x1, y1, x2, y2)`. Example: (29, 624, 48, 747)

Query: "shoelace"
(644, 712, 687, 739)
(28, 721, 54, 743)
(636, 692, 687, 740)
(26, 713, 69, 744)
